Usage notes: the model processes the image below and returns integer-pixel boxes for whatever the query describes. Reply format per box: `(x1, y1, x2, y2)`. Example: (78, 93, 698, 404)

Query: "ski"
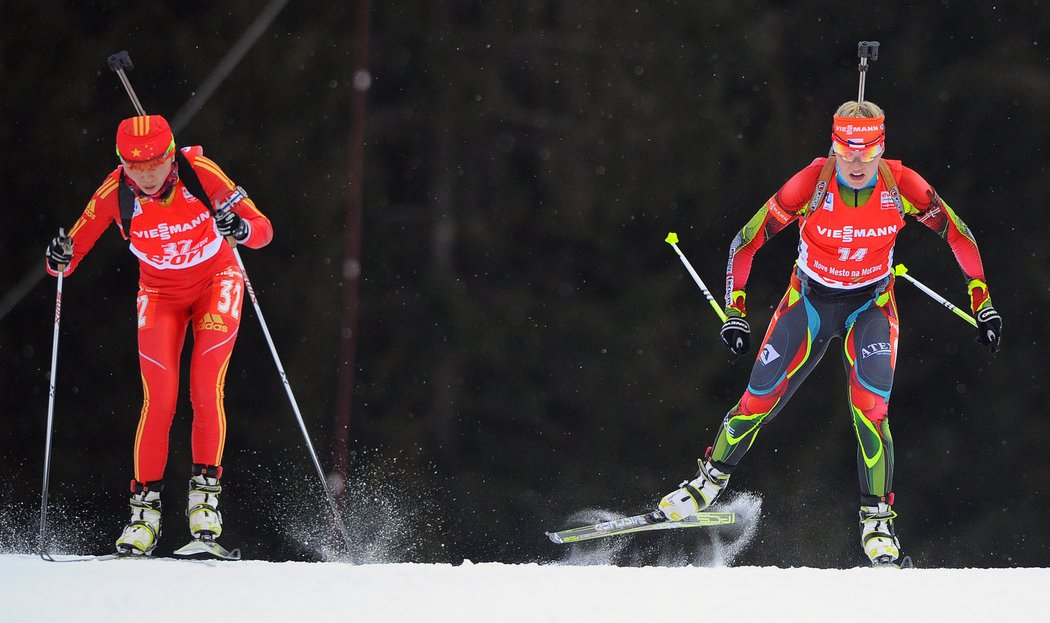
(41, 542, 240, 563)
(172, 537, 241, 561)
(41, 553, 122, 563)
(547, 510, 736, 544)
(43, 552, 224, 563)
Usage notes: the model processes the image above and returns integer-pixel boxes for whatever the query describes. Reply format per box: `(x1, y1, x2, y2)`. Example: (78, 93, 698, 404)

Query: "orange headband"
(831, 115, 885, 149)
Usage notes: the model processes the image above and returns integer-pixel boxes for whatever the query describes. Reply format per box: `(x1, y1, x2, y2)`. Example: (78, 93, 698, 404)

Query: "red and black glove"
(975, 306, 1002, 354)
(969, 280, 1002, 354)
(719, 290, 750, 356)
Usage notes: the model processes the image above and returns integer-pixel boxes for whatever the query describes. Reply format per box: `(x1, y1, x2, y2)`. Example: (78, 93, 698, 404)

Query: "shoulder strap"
(116, 152, 216, 239)
(117, 171, 136, 240)
(877, 160, 905, 217)
(175, 151, 215, 214)
(803, 156, 837, 218)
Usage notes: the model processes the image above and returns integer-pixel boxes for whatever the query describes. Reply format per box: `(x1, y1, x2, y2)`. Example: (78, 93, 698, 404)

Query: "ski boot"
(658, 459, 730, 521)
(187, 464, 223, 541)
(115, 480, 163, 556)
(860, 498, 901, 566)
(171, 465, 240, 560)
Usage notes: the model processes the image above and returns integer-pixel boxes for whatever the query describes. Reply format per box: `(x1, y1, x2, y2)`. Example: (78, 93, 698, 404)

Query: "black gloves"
(975, 306, 1002, 354)
(46, 228, 73, 272)
(215, 209, 250, 242)
(720, 316, 751, 357)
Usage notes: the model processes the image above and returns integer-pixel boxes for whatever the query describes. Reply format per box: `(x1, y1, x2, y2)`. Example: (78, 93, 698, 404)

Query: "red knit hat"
(115, 115, 175, 162)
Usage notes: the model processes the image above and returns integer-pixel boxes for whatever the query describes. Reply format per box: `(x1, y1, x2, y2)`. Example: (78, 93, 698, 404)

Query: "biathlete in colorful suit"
(45, 115, 273, 556)
(655, 100, 1003, 566)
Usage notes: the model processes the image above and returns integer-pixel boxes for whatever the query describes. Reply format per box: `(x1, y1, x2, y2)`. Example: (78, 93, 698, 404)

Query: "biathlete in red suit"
(654, 100, 1002, 566)
(45, 115, 272, 556)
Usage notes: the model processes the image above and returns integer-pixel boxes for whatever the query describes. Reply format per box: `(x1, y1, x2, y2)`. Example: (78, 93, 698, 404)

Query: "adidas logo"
(197, 313, 229, 333)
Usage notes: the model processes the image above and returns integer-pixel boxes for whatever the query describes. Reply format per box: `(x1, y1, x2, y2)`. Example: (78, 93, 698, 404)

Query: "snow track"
(2, 553, 1046, 622)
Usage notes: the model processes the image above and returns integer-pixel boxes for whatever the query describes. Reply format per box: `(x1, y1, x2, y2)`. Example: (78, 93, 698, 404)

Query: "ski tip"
(545, 531, 564, 544)
(172, 539, 242, 561)
(665, 232, 679, 244)
(871, 554, 913, 569)
(42, 553, 125, 563)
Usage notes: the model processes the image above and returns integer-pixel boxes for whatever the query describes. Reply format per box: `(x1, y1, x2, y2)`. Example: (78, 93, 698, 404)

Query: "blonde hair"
(834, 100, 884, 118)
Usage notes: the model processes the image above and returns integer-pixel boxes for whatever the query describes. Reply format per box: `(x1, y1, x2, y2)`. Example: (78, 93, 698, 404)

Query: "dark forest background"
(2, 1, 1048, 567)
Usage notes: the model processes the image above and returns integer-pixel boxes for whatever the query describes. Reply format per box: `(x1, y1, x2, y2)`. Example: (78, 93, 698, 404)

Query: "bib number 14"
(838, 247, 868, 262)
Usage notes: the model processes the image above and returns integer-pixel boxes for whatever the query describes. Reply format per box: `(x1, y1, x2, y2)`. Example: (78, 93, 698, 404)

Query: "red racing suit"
(709, 157, 990, 502)
(725, 157, 987, 307)
(49, 149, 273, 484)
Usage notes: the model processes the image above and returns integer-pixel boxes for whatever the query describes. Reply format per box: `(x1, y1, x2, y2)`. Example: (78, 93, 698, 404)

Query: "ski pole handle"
(893, 264, 976, 328)
(665, 232, 728, 323)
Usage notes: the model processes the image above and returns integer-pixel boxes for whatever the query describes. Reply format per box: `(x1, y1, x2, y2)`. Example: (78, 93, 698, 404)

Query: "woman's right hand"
(720, 316, 751, 356)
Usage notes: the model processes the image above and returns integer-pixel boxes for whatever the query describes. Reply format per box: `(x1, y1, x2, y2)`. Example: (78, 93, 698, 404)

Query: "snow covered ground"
(4, 492, 1046, 621)
(1, 554, 1047, 622)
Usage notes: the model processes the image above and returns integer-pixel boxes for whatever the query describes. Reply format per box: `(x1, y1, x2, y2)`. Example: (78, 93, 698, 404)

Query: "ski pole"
(856, 41, 880, 103)
(107, 51, 355, 555)
(665, 232, 728, 323)
(893, 264, 976, 327)
(38, 269, 64, 561)
(231, 250, 356, 554)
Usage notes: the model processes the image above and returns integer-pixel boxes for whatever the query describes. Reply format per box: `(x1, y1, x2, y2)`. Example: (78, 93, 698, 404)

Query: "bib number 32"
(216, 278, 243, 319)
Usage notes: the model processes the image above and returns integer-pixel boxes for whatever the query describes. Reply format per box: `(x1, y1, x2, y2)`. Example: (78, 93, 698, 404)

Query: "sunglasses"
(121, 151, 174, 173)
(832, 140, 884, 164)
(118, 137, 176, 172)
